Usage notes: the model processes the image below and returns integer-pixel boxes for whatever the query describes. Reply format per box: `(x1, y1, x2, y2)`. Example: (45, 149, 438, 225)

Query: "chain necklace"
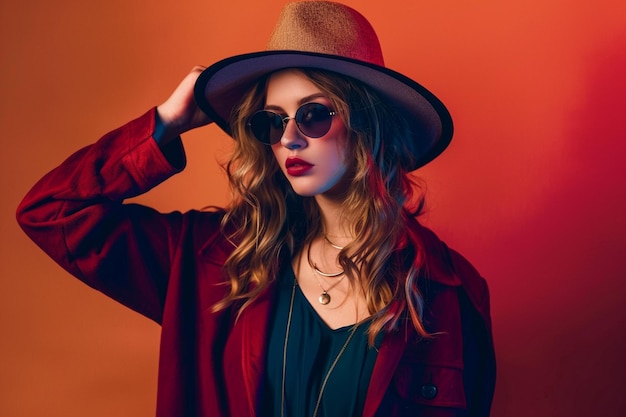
(281, 278, 360, 417)
(306, 243, 344, 305)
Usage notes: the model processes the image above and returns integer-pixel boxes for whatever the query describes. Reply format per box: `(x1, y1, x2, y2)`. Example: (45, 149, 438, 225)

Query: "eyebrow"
(264, 93, 328, 112)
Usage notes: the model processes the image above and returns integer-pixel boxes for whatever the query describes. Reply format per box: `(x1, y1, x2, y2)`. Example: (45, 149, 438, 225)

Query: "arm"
(16, 68, 213, 323)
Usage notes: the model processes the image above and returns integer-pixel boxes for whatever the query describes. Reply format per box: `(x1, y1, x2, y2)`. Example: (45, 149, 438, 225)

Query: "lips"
(285, 157, 314, 176)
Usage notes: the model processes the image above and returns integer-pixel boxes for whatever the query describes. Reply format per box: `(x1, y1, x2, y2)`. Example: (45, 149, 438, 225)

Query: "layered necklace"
(306, 236, 347, 305)
(280, 236, 361, 416)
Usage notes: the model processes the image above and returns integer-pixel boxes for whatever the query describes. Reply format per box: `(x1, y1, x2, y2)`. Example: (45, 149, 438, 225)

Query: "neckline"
(286, 264, 373, 333)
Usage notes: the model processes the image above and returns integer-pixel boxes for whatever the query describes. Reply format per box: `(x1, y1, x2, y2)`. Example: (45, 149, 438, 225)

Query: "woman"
(17, 2, 495, 416)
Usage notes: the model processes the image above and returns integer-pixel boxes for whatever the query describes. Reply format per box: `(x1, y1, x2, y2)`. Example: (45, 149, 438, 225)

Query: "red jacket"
(17, 108, 495, 416)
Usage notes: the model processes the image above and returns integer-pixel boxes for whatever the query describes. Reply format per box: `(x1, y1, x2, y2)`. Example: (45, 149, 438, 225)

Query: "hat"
(194, 1, 453, 170)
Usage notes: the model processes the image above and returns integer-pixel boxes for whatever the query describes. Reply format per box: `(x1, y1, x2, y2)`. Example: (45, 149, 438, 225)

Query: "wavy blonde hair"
(214, 69, 429, 343)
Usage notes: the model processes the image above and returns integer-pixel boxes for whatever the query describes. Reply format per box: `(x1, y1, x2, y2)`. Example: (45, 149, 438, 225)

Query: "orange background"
(1, 0, 625, 416)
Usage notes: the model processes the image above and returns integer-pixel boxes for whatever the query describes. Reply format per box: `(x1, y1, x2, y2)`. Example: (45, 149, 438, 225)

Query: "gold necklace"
(312, 265, 344, 278)
(323, 234, 345, 250)
(307, 241, 344, 278)
(307, 244, 344, 304)
(281, 279, 360, 417)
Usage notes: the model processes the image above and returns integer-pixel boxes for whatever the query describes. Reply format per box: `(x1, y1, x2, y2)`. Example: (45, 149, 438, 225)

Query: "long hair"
(214, 69, 429, 343)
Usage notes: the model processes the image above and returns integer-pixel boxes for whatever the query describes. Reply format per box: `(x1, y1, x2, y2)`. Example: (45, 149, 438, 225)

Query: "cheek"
(322, 140, 350, 182)
(333, 131, 351, 171)
(333, 146, 348, 172)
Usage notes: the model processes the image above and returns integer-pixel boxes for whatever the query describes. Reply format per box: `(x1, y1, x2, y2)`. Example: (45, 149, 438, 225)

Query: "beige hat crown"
(267, 1, 384, 66)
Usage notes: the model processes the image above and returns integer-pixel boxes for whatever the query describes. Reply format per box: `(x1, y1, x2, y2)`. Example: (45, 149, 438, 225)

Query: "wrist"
(154, 107, 181, 145)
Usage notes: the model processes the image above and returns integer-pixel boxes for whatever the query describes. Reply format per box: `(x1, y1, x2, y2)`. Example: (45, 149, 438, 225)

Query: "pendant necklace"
(306, 243, 344, 305)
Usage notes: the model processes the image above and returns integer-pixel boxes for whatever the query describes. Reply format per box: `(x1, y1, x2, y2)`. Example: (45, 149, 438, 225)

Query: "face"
(264, 69, 350, 198)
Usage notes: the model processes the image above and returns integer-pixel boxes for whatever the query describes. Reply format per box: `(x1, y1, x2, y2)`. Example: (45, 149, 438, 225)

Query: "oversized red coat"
(17, 108, 496, 416)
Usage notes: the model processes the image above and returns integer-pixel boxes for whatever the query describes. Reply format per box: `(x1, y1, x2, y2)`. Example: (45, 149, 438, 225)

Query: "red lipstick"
(285, 157, 313, 176)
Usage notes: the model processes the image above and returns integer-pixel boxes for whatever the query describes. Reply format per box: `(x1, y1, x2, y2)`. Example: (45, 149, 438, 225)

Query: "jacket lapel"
(362, 324, 410, 417)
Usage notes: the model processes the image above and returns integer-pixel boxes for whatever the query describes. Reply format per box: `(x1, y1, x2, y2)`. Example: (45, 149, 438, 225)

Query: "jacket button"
(421, 383, 438, 400)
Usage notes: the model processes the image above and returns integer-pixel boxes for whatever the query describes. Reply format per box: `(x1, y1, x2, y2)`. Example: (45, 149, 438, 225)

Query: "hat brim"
(194, 51, 453, 170)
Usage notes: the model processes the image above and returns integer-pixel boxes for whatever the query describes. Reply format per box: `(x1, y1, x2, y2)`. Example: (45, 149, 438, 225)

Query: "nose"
(279, 118, 307, 150)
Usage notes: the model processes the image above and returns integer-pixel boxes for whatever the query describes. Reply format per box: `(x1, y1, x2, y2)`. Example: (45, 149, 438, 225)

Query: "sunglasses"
(247, 102, 337, 145)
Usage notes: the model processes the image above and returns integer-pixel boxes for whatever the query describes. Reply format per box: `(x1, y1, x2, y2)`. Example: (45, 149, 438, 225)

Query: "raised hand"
(156, 66, 213, 144)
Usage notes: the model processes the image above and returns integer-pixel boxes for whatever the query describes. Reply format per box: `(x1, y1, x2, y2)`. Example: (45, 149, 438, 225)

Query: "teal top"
(261, 265, 381, 417)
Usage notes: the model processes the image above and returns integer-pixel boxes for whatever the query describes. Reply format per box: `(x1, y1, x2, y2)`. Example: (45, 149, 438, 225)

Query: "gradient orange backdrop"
(1, 1, 624, 416)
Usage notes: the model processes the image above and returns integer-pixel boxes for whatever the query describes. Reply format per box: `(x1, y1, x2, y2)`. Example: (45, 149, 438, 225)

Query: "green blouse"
(261, 265, 381, 416)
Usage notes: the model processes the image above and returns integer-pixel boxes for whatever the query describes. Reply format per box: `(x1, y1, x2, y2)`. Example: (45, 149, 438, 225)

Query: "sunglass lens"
(250, 111, 283, 144)
(296, 103, 333, 138)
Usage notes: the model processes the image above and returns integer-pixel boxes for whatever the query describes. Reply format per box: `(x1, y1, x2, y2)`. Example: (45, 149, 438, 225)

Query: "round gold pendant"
(319, 292, 331, 305)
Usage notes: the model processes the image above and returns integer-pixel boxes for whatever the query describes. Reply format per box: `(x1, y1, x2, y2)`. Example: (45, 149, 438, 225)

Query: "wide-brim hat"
(194, 1, 453, 171)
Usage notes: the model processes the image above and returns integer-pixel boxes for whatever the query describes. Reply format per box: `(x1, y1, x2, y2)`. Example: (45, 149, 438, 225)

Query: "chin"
(290, 187, 323, 198)
(285, 172, 350, 198)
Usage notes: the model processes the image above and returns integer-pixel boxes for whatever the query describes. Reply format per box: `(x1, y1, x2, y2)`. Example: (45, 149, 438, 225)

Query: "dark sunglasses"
(247, 102, 336, 145)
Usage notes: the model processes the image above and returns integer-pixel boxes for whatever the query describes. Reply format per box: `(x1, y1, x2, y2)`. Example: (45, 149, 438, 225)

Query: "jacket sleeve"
(16, 108, 188, 323)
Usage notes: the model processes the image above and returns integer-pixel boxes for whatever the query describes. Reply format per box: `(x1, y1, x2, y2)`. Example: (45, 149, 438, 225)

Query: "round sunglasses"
(247, 102, 336, 145)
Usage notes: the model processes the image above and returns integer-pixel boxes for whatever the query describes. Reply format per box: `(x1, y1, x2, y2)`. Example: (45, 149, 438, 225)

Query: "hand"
(156, 66, 213, 143)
